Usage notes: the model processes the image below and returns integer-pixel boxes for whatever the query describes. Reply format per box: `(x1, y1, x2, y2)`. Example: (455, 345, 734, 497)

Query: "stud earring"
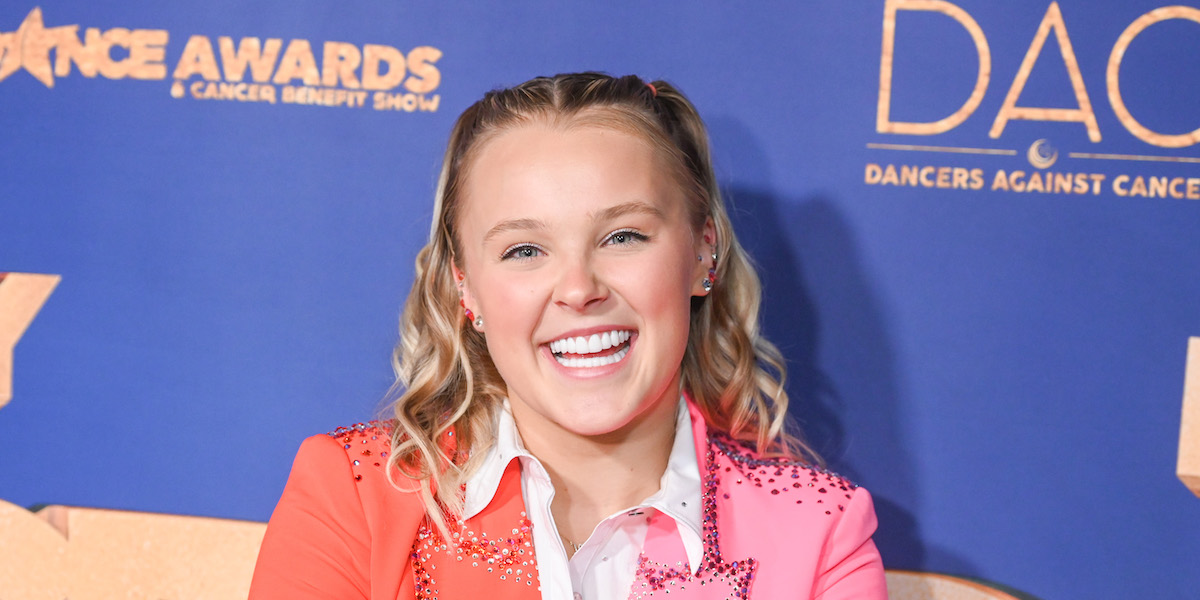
(474, 316, 484, 329)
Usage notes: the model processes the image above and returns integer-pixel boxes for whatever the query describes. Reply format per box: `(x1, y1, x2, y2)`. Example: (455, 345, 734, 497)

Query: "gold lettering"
(417, 94, 440, 112)
(53, 27, 100, 78)
(94, 28, 131, 79)
(1053, 172, 1072, 194)
(1113, 174, 1130, 196)
(991, 169, 1010, 191)
(865, 163, 883, 184)
(919, 165, 935, 187)
(1108, 6, 1200, 148)
(952, 167, 968, 189)
(1148, 176, 1169, 198)
(321, 42, 361, 88)
(272, 39, 320, 86)
(404, 46, 442, 93)
(877, 0, 991, 135)
(362, 44, 405, 90)
(1089, 173, 1106, 195)
(218, 37, 282, 83)
(990, 2, 1100, 141)
(900, 165, 919, 186)
(1074, 174, 1089, 194)
(1129, 176, 1148, 197)
(173, 35, 221, 81)
(935, 166, 951, 188)
(1170, 177, 1185, 199)
(969, 168, 984, 190)
(1026, 172, 1045, 193)
(126, 29, 168, 80)
(1010, 170, 1027, 192)
(1189, 178, 1200, 200)
(881, 164, 900, 185)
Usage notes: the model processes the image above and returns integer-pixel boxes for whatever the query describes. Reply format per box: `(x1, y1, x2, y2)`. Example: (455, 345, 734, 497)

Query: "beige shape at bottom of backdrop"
(886, 570, 1033, 600)
(1179, 337, 1200, 498)
(0, 498, 265, 600)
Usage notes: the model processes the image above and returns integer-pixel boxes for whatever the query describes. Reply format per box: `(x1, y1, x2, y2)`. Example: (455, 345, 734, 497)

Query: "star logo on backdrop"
(0, 7, 74, 87)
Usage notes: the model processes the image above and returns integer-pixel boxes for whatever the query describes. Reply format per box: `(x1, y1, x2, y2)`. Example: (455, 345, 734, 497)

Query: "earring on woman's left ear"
(701, 249, 717, 292)
(455, 271, 481, 327)
(462, 303, 483, 330)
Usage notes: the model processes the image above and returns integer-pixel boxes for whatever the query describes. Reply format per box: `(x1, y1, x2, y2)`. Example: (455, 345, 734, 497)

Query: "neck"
(513, 386, 681, 550)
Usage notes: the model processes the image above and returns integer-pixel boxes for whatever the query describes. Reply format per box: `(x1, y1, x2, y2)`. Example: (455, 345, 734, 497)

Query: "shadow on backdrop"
(708, 115, 974, 575)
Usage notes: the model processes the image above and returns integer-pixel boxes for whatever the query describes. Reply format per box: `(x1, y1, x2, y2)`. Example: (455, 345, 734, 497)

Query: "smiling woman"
(249, 73, 887, 600)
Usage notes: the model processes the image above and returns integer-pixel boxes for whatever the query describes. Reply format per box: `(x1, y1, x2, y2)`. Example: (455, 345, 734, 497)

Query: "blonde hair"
(385, 72, 815, 536)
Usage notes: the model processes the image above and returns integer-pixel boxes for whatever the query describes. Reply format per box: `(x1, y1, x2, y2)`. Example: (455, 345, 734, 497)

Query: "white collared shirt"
(462, 397, 704, 600)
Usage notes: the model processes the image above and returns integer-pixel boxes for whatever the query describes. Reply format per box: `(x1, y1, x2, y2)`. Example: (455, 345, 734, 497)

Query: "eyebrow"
(483, 217, 549, 243)
(481, 201, 665, 243)
(591, 201, 665, 223)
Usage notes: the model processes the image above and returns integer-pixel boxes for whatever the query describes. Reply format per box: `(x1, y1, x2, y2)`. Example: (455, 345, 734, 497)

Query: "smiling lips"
(548, 329, 633, 368)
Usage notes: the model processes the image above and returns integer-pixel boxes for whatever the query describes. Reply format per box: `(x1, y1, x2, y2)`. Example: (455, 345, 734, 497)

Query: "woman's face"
(454, 120, 713, 443)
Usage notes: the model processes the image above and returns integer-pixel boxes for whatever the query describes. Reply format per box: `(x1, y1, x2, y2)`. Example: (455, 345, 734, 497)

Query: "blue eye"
(605, 229, 648, 246)
(501, 244, 544, 261)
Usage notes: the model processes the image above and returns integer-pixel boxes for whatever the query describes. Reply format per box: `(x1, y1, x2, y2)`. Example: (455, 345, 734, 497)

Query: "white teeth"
(548, 329, 632, 358)
(554, 345, 630, 368)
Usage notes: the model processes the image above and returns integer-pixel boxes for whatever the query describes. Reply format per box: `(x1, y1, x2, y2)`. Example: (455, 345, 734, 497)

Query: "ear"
(451, 261, 466, 286)
(691, 217, 717, 297)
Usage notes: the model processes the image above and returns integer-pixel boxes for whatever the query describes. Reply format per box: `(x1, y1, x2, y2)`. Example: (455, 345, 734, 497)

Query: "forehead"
(457, 121, 688, 230)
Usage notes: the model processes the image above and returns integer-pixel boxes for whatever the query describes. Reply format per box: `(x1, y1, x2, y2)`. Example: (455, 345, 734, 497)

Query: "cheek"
(474, 273, 544, 331)
(617, 253, 696, 313)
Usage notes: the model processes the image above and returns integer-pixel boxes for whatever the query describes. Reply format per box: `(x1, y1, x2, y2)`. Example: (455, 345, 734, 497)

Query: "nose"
(552, 254, 607, 311)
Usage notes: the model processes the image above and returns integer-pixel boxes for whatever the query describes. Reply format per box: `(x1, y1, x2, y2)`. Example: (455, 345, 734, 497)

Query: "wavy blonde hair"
(385, 72, 815, 536)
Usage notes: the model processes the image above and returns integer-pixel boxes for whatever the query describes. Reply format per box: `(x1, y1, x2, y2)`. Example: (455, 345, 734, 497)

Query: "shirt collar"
(462, 400, 534, 519)
(463, 396, 705, 573)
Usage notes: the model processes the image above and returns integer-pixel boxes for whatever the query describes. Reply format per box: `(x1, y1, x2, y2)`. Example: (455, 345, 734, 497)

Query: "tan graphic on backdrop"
(0, 7, 442, 112)
(0, 271, 267, 598)
(1179, 337, 1200, 498)
(878, 0, 1199, 148)
(877, 0, 991, 136)
(0, 502, 266, 599)
(1108, 6, 1200, 148)
(871, 1, 1200, 199)
(0, 272, 59, 409)
(988, 2, 1099, 142)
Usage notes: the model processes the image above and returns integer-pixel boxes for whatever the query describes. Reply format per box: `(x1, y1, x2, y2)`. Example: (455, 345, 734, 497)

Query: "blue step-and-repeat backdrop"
(3, 1, 1198, 598)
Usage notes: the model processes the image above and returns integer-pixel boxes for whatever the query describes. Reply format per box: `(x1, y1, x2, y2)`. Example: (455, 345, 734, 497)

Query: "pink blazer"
(250, 401, 887, 599)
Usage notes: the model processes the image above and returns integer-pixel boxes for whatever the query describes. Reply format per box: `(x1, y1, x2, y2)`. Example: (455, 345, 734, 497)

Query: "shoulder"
(319, 421, 397, 484)
(707, 431, 863, 517)
(704, 432, 884, 594)
(280, 420, 418, 508)
(273, 420, 426, 534)
(253, 421, 423, 598)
